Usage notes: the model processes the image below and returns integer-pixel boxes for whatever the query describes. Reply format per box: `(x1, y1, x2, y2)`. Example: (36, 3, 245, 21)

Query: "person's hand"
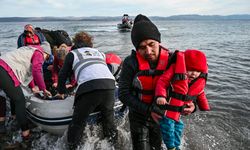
(47, 65, 53, 71)
(66, 84, 73, 89)
(150, 103, 165, 116)
(54, 93, 65, 100)
(182, 102, 195, 115)
(52, 83, 58, 88)
(43, 89, 52, 98)
(31, 86, 40, 94)
(156, 97, 168, 105)
(151, 112, 162, 124)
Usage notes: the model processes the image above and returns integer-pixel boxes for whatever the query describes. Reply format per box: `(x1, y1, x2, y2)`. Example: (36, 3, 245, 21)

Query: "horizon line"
(1, 14, 250, 18)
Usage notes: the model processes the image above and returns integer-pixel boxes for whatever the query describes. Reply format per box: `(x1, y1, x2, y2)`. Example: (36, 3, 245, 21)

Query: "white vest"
(71, 47, 115, 88)
(0, 46, 38, 86)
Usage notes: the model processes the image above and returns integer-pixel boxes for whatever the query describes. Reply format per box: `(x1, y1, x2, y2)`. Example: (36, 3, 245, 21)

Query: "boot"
(0, 121, 6, 134)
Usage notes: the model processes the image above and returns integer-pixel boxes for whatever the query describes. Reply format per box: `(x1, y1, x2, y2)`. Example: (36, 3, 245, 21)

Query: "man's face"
(137, 39, 160, 63)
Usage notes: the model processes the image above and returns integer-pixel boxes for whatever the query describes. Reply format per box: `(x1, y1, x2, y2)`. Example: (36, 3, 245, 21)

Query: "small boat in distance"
(117, 14, 133, 31)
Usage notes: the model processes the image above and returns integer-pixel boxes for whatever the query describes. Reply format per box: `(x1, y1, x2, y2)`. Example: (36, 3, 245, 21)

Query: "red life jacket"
(163, 51, 189, 121)
(133, 48, 169, 104)
(105, 52, 122, 65)
(105, 53, 122, 79)
(24, 34, 40, 46)
(163, 51, 209, 121)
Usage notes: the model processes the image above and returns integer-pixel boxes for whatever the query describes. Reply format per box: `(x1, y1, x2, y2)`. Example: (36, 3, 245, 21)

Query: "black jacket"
(118, 50, 158, 120)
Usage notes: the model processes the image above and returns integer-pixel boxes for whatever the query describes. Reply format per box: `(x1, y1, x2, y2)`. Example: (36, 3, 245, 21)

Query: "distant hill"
(0, 14, 250, 22)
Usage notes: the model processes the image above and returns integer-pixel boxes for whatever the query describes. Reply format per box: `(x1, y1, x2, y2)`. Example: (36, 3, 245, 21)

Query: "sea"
(0, 20, 250, 150)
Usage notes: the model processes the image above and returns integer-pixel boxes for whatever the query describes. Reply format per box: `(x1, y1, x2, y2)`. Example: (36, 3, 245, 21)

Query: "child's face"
(187, 71, 201, 80)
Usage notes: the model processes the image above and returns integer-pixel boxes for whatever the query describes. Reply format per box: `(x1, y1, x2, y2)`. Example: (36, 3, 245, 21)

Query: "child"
(51, 44, 76, 95)
(155, 49, 210, 150)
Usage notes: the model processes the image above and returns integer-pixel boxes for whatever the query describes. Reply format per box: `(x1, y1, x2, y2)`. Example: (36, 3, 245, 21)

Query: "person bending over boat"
(17, 24, 55, 95)
(0, 42, 52, 148)
(118, 14, 196, 150)
(55, 31, 118, 150)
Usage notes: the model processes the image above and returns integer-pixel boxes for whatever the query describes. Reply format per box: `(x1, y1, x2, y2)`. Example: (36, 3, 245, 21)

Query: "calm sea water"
(0, 20, 250, 150)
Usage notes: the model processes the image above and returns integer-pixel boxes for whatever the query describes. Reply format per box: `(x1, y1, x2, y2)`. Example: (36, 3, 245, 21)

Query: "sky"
(0, 0, 249, 17)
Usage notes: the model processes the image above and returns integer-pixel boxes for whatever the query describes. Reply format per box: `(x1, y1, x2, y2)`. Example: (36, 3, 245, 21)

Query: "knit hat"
(40, 41, 51, 55)
(131, 14, 161, 49)
(184, 49, 208, 73)
(24, 24, 34, 31)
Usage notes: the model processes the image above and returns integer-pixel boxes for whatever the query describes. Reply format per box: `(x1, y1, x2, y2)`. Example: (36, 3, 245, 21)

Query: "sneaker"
(0, 121, 6, 134)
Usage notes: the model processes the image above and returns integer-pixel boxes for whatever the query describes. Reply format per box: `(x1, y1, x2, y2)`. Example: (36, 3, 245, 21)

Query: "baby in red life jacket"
(154, 49, 210, 150)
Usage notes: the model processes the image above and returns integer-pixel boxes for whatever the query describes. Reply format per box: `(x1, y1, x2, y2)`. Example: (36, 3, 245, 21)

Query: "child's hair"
(54, 43, 69, 61)
(184, 49, 208, 73)
(72, 31, 93, 48)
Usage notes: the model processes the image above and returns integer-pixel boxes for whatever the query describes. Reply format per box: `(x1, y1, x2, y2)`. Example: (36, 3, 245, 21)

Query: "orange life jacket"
(133, 48, 169, 104)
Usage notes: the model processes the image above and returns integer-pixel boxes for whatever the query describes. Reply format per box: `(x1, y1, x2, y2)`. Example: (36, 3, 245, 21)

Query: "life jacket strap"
(136, 70, 164, 76)
(200, 73, 207, 79)
(172, 73, 187, 81)
(169, 92, 197, 102)
(113, 65, 121, 77)
(134, 88, 154, 95)
(158, 104, 184, 112)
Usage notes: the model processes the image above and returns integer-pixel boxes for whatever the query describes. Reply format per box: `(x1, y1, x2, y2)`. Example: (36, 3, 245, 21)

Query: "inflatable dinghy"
(24, 88, 124, 135)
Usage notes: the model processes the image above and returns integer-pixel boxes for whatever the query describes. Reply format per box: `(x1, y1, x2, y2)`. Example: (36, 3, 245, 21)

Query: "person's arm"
(118, 56, 151, 115)
(155, 64, 175, 98)
(69, 75, 77, 87)
(52, 57, 59, 86)
(57, 52, 74, 94)
(31, 50, 46, 91)
(197, 91, 210, 111)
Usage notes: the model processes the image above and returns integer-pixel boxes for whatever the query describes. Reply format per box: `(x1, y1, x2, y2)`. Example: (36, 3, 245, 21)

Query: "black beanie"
(131, 14, 161, 49)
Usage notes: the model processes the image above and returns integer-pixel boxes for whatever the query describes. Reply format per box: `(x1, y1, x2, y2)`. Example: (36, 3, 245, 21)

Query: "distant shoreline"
(0, 14, 250, 22)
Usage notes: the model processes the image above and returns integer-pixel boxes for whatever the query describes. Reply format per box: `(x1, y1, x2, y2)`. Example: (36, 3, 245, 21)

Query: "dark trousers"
(129, 111, 162, 150)
(0, 95, 17, 117)
(0, 67, 29, 131)
(67, 89, 117, 149)
(0, 95, 6, 117)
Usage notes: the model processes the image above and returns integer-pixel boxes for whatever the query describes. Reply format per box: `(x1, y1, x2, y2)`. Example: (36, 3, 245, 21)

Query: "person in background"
(55, 31, 118, 150)
(155, 49, 210, 150)
(118, 14, 196, 150)
(51, 44, 76, 95)
(17, 24, 46, 48)
(0, 42, 52, 148)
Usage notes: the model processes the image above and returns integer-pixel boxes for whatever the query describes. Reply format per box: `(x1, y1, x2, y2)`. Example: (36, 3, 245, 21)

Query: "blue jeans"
(159, 116, 184, 149)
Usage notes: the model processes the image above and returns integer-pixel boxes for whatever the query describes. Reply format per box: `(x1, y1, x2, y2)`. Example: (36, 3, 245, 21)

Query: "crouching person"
(55, 31, 118, 150)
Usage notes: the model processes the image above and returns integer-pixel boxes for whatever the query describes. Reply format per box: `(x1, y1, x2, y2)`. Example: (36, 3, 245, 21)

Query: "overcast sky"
(0, 0, 249, 17)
